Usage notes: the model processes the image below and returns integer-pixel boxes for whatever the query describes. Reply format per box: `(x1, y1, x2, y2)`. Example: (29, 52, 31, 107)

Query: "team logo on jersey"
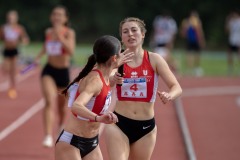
(131, 71, 138, 78)
(92, 139, 98, 147)
(143, 70, 148, 76)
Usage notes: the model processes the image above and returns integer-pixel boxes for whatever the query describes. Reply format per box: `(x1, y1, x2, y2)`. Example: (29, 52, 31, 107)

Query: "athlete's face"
(121, 22, 145, 49)
(50, 8, 68, 26)
(7, 11, 18, 24)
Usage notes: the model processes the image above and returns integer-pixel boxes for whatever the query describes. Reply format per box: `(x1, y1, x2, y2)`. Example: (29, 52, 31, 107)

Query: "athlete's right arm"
(33, 29, 48, 64)
(72, 75, 118, 124)
(71, 75, 101, 121)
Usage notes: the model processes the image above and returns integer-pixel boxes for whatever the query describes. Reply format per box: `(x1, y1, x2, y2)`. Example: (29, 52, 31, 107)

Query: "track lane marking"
(0, 67, 80, 141)
(0, 99, 44, 141)
(175, 98, 197, 160)
(0, 70, 37, 92)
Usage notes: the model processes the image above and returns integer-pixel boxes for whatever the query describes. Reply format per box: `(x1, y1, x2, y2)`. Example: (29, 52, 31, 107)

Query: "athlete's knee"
(44, 98, 55, 108)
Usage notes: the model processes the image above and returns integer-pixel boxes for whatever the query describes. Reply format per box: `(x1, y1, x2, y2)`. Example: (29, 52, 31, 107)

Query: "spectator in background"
(225, 10, 240, 75)
(180, 10, 205, 77)
(150, 10, 178, 73)
(0, 10, 29, 99)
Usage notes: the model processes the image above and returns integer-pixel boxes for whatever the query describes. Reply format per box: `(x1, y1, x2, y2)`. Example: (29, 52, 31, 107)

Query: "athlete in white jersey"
(151, 11, 178, 73)
(0, 10, 29, 99)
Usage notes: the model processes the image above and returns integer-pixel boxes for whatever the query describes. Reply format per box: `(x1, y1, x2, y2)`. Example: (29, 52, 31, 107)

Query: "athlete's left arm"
(149, 52, 182, 103)
(58, 28, 76, 55)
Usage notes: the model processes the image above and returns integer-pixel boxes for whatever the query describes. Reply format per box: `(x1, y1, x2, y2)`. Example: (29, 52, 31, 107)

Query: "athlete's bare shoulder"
(148, 51, 165, 62)
(148, 51, 168, 72)
(79, 71, 103, 96)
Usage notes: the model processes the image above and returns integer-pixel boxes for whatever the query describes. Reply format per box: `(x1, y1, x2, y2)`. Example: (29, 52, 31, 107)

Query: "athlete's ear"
(112, 54, 117, 62)
(141, 32, 145, 41)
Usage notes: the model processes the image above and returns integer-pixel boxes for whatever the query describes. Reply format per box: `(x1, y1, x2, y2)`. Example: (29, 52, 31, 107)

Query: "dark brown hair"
(62, 35, 121, 95)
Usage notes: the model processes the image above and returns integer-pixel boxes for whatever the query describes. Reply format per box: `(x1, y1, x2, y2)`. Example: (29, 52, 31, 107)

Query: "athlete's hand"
(97, 112, 118, 124)
(53, 26, 65, 42)
(158, 91, 172, 104)
(112, 72, 124, 85)
(116, 49, 134, 68)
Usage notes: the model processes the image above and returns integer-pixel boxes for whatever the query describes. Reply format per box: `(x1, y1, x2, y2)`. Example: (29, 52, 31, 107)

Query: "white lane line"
(0, 99, 44, 141)
(0, 71, 36, 92)
(174, 98, 197, 160)
(0, 67, 80, 141)
(183, 86, 240, 97)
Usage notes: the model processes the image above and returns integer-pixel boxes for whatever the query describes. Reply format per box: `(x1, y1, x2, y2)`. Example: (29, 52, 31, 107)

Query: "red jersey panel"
(68, 69, 111, 121)
(116, 50, 158, 102)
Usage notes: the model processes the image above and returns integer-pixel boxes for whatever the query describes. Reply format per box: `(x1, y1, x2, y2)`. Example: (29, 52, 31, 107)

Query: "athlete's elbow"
(71, 102, 80, 115)
(176, 85, 183, 98)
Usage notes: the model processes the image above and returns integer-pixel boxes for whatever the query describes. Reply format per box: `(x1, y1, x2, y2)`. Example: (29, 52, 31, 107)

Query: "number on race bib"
(130, 84, 138, 91)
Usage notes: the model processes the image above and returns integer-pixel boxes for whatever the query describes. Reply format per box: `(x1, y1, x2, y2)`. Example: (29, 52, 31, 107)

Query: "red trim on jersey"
(71, 69, 111, 121)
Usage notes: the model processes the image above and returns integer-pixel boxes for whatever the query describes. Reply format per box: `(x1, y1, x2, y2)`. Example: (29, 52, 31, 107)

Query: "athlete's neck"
(7, 23, 18, 27)
(128, 47, 144, 59)
(96, 65, 112, 85)
(126, 47, 144, 66)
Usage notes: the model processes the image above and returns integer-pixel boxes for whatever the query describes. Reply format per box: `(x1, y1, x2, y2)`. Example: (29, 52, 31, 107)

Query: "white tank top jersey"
(228, 17, 240, 46)
(3, 25, 20, 41)
(68, 70, 112, 121)
(153, 16, 177, 44)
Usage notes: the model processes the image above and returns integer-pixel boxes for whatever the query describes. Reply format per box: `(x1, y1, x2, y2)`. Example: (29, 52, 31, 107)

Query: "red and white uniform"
(68, 69, 112, 121)
(45, 27, 68, 56)
(3, 25, 21, 41)
(116, 50, 158, 102)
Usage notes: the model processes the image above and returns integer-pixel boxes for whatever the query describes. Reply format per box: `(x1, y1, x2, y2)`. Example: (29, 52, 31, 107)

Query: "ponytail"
(62, 54, 96, 95)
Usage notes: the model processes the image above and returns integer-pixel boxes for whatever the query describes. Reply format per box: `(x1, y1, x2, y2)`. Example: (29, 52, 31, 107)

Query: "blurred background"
(0, 1, 240, 160)
(0, 0, 239, 76)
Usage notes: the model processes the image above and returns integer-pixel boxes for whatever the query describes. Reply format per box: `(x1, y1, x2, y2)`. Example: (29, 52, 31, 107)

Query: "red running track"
(1, 67, 239, 160)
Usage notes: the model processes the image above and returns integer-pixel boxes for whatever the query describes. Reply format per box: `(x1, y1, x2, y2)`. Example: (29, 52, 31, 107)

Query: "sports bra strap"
(92, 69, 108, 86)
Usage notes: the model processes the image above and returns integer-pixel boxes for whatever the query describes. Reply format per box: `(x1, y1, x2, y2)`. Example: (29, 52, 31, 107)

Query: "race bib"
(46, 41, 62, 55)
(121, 78, 147, 98)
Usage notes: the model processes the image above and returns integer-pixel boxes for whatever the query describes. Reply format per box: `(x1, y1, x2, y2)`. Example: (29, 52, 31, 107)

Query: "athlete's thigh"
(56, 87, 67, 109)
(129, 126, 157, 160)
(55, 142, 81, 160)
(104, 124, 130, 160)
(41, 75, 57, 100)
(83, 145, 103, 160)
(2, 58, 11, 71)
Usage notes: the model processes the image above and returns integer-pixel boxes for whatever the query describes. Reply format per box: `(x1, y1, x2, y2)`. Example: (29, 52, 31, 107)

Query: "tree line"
(0, 0, 239, 49)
